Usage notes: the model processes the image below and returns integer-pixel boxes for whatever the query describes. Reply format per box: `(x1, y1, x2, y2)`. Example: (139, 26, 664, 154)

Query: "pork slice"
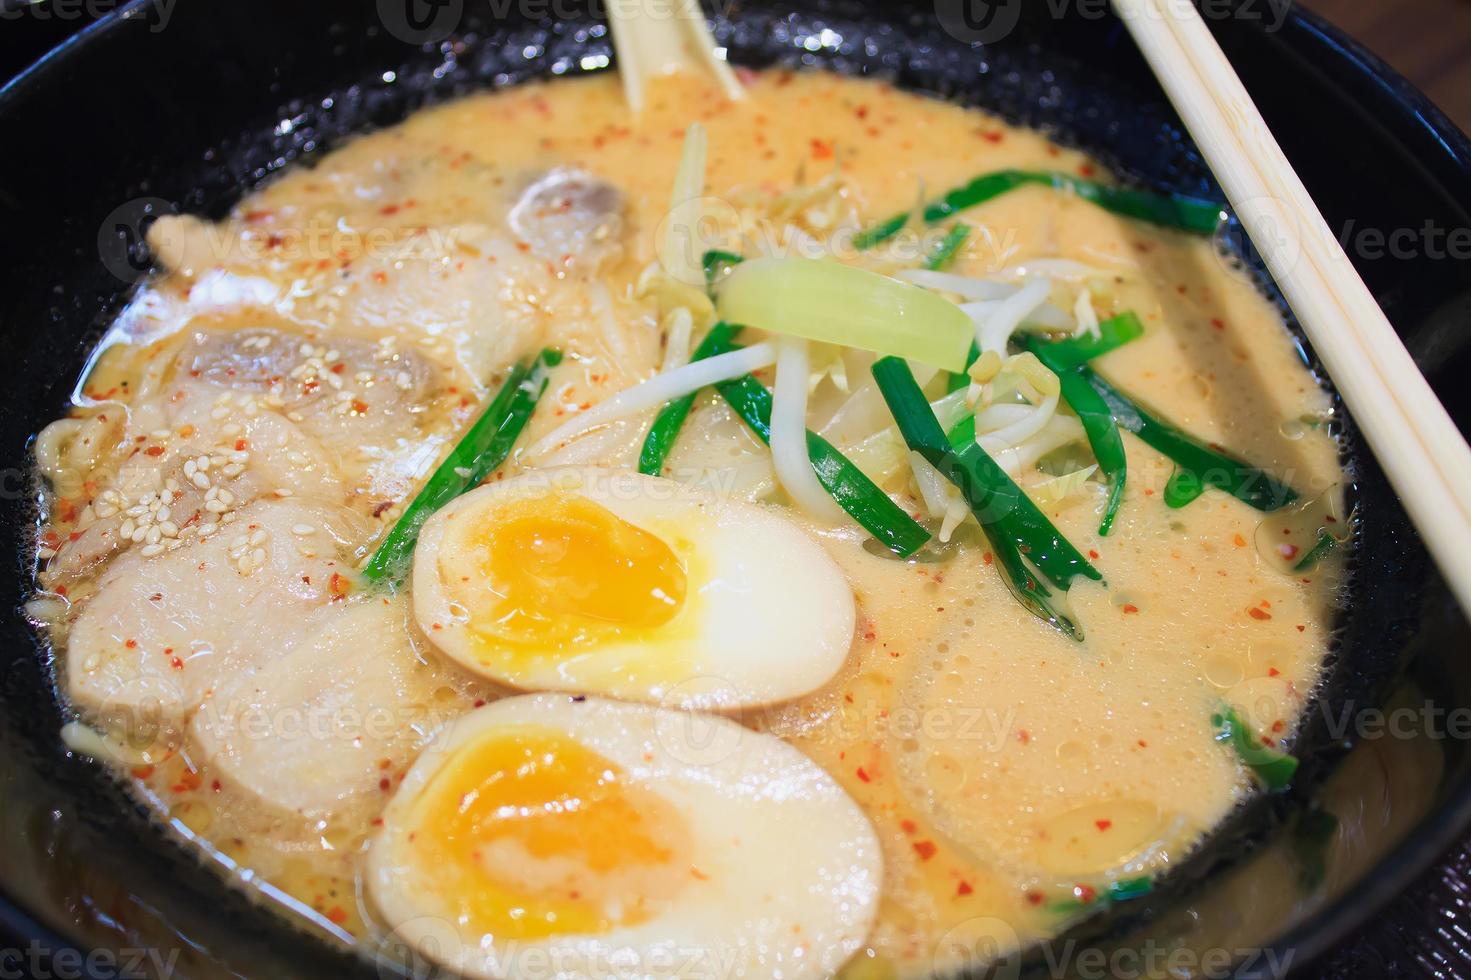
(190, 598, 472, 817)
(65, 498, 366, 745)
(508, 168, 625, 269)
(47, 389, 343, 586)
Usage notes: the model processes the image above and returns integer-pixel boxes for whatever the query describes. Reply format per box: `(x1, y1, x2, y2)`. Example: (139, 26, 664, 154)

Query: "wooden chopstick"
(1111, 0, 1471, 614)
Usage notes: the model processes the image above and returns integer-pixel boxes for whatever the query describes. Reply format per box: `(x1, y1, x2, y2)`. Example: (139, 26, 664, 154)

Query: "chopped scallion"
(1213, 705, 1298, 791)
(637, 322, 742, 475)
(855, 170, 1224, 250)
(922, 224, 972, 271)
(361, 348, 561, 583)
(872, 355, 1101, 638)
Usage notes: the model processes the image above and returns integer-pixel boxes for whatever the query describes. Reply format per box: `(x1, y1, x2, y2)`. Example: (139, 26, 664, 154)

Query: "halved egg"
(411, 468, 855, 710)
(367, 694, 882, 980)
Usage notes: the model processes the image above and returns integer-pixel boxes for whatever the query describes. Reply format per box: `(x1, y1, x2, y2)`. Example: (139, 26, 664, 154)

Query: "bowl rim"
(2, 1, 1470, 975)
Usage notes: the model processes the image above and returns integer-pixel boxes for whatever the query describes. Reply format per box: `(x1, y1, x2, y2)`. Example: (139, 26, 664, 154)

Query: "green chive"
(360, 348, 561, 583)
(872, 355, 1101, 638)
(855, 170, 1224, 250)
(1213, 705, 1298, 791)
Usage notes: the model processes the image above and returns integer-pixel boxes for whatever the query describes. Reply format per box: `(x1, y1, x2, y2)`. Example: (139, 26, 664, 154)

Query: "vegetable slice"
(1293, 532, 1339, 572)
(702, 248, 744, 286)
(1056, 370, 1128, 535)
(715, 257, 974, 372)
(638, 322, 742, 475)
(361, 348, 561, 583)
(707, 343, 930, 557)
(639, 318, 930, 554)
(872, 356, 1100, 638)
(1023, 313, 1146, 535)
(1213, 705, 1299, 791)
(855, 169, 1224, 249)
(1081, 367, 1298, 512)
(1029, 311, 1146, 370)
(922, 224, 971, 271)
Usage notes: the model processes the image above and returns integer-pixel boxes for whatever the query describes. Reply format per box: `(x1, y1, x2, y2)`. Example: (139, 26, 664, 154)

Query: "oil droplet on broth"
(1055, 740, 1088, 764)
(1028, 800, 1166, 876)
(1202, 653, 1246, 688)
(925, 752, 968, 794)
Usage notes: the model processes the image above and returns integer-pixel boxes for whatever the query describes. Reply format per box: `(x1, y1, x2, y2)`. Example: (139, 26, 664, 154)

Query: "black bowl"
(1, 1, 1469, 976)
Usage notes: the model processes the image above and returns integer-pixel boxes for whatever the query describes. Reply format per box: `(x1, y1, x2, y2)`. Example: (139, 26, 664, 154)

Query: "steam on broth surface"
(29, 69, 1345, 977)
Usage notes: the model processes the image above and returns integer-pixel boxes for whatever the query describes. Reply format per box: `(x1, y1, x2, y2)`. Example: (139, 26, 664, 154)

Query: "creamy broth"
(30, 69, 1345, 977)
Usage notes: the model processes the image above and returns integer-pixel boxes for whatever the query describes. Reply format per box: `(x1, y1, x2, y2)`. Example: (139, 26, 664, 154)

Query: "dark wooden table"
(1306, 0, 1471, 136)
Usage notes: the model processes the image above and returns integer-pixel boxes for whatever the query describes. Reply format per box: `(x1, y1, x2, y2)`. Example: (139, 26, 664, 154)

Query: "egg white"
(367, 694, 883, 980)
(411, 468, 856, 710)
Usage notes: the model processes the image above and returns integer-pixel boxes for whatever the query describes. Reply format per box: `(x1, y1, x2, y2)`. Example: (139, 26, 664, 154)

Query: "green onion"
(1028, 311, 1146, 370)
(1058, 370, 1128, 535)
(715, 257, 974, 372)
(1023, 313, 1146, 536)
(855, 170, 1225, 250)
(638, 314, 929, 555)
(922, 224, 971, 271)
(872, 356, 1100, 638)
(1213, 705, 1298, 791)
(945, 340, 981, 394)
(637, 323, 742, 476)
(1163, 466, 1205, 507)
(698, 339, 929, 557)
(702, 249, 744, 285)
(1082, 367, 1298, 512)
(361, 348, 561, 583)
(1293, 532, 1338, 572)
(1047, 876, 1154, 915)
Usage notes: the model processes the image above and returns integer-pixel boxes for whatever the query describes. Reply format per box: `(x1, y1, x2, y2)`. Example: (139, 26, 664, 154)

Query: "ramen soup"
(29, 69, 1347, 979)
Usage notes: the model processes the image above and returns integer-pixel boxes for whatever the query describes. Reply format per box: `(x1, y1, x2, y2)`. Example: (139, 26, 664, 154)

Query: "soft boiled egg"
(367, 694, 882, 980)
(411, 468, 856, 710)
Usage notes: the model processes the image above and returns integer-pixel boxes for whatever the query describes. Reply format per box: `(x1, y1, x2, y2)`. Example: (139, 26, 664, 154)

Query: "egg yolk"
(407, 726, 693, 940)
(446, 494, 689, 651)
